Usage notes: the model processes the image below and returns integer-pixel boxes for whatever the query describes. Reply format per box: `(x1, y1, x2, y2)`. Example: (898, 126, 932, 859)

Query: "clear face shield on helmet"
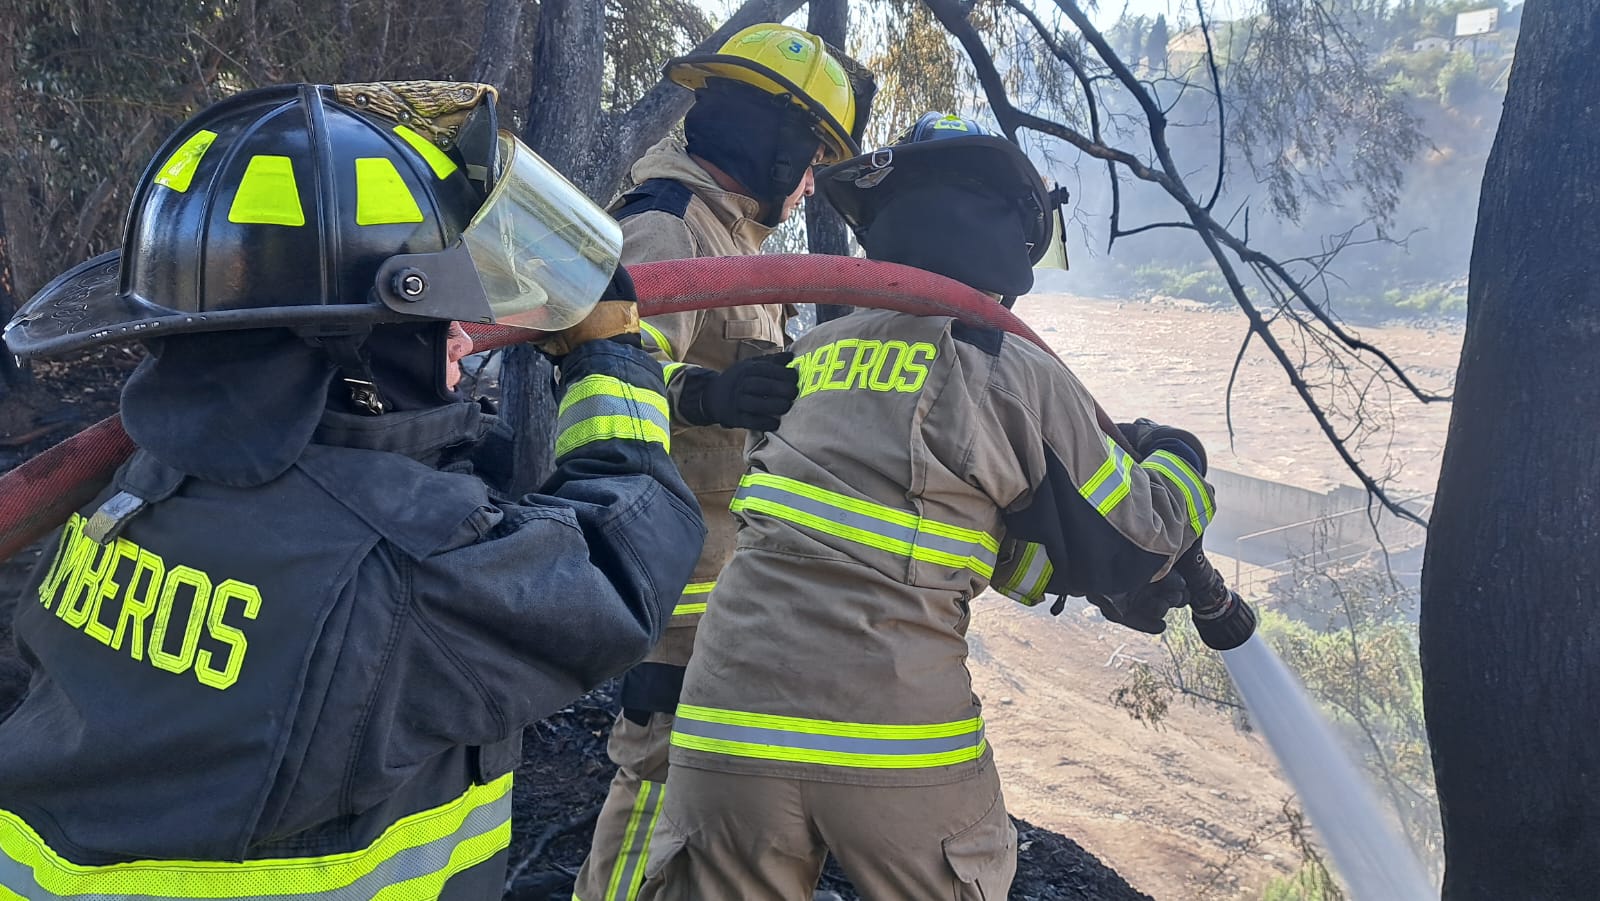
(374, 129, 622, 333)
(460, 131, 622, 330)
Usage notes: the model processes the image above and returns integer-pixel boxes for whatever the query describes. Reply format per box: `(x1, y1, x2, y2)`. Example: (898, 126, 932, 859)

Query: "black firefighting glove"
(679, 352, 799, 431)
(1087, 569, 1188, 635)
(1115, 418, 1207, 474)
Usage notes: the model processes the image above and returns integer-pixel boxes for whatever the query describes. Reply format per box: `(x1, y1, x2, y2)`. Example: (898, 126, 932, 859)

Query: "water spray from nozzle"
(1171, 542, 1435, 899)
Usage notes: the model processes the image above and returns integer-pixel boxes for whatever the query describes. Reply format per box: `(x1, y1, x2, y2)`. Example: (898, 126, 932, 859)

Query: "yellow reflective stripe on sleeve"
(638, 323, 674, 360)
(661, 362, 687, 384)
(228, 155, 306, 227)
(393, 124, 459, 179)
(152, 129, 218, 193)
(355, 158, 425, 226)
(672, 705, 986, 770)
(0, 774, 512, 899)
(671, 581, 715, 616)
(999, 541, 1053, 606)
(1141, 450, 1213, 535)
(730, 473, 998, 578)
(1079, 435, 1134, 516)
(555, 417, 670, 458)
(555, 375, 671, 458)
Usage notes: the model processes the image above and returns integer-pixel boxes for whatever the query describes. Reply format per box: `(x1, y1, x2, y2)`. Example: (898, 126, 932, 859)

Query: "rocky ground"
(500, 684, 1155, 901)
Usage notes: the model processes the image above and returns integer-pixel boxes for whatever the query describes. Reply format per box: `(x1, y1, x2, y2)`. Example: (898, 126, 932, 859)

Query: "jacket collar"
(628, 139, 775, 253)
(312, 401, 496, 466)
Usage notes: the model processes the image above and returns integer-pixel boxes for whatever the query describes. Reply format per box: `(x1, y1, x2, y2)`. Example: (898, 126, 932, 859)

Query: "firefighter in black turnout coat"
(0, 82, 704, 899)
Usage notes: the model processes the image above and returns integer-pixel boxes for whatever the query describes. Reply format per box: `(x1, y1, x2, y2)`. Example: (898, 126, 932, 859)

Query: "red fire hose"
(0, 255, 1118, 563)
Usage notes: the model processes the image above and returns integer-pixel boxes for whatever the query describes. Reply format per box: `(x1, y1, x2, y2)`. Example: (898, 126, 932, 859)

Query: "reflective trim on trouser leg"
(603, 780, 665, 901)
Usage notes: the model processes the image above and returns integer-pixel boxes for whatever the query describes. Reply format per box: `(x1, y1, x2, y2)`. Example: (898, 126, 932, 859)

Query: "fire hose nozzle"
(1173, 541, 1258, 651)
(1190, 588, 1257, 651)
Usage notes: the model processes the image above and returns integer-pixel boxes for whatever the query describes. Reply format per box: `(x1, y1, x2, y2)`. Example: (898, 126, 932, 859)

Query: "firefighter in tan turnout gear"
(573, 24, 875, 901)
(642, 114, 1218, 900)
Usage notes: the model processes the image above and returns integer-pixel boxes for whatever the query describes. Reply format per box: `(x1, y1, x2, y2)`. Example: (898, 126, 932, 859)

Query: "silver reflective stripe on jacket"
(671, 704, 987, 770)
(729, 473, 1000, 578)
(0, 776, 513, 900)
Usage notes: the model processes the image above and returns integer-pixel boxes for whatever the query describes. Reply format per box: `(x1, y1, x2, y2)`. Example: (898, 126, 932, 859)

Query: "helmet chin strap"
(304, 332, 388, 416)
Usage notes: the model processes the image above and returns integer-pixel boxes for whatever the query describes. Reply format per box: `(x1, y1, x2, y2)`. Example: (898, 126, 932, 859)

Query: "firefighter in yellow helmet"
(571, 24, 875, 901)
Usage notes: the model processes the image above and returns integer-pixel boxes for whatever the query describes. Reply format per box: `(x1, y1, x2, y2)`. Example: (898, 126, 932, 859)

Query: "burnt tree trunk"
(1420, 1, 1600, 897)
(472, 0, 530, 89)
(497, 0, 607, 494)
(805, 0, 854, 325)
(524, 0, 605, 184)
(0, 202, 23, 388)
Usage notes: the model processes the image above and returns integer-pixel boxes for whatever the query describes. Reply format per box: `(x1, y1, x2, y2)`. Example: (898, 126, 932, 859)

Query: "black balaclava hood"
(122, 328, 339, 487)
(336, 321, 457, 415)
(859, 182, 1035, 297)
(684, 80, 823, 226)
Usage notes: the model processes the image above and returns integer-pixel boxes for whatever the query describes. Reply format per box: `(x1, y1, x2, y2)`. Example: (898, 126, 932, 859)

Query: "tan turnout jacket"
(671, 309, 1214, 787)
(609, 139, 787, 670)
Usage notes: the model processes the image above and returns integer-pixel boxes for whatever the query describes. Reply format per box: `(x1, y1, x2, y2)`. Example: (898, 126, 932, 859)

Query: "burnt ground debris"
(502, 685, 1155, 901)
(0, 362, 1153, 901)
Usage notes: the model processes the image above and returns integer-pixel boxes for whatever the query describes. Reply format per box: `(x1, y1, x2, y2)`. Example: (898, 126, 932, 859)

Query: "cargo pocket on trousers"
(941, 792, 1019, 901)
(641, 813, 692, 900)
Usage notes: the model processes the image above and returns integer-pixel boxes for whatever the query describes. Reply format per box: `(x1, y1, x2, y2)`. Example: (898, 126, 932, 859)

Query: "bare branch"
(1196, 0, 1226, 212)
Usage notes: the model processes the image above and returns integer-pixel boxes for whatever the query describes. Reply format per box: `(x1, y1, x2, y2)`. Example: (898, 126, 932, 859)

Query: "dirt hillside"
(1016, 291, 1460, 493)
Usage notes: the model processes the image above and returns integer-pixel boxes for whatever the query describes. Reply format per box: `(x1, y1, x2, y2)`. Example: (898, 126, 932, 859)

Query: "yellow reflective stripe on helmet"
(556, 375, 671, 458)
(228, 155, 306, 227)
(672, 581, 715, 617)
(730, 473, 998, 578)
(671, 705, 986, 770)
(638, 323, 673, 360)
(152, 129, 218, 193)
(393, 124, 459, 179)
(355, 158, 425, 226)
(1080, 435, 1135, 516)
(1141, 451, 1212, 536)
(0, 774, 512, 899)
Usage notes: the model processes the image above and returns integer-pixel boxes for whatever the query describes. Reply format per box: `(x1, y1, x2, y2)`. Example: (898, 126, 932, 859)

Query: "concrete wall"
(1204, 468, 1428, 568)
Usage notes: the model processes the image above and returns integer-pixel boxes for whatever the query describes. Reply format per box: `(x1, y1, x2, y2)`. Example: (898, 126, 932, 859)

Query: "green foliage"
(1381, 47, 1451, 101)
(1262, 862, 1344, 901)
(1436, 52, 1485, 107)
(1385, 285, 1467, 315)
(1128, 263, 1233, 305)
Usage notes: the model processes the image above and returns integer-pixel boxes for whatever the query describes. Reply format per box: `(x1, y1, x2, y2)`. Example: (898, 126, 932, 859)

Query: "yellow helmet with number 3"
(665, 24, 871, 163)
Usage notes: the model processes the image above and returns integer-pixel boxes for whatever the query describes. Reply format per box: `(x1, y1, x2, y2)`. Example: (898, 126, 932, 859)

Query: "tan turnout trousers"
(573, 139, 784, 901)
(645, 760, 1017, 901)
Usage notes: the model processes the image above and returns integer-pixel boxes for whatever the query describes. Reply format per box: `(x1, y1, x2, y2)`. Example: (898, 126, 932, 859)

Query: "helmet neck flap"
(858, 181, 1035, 296)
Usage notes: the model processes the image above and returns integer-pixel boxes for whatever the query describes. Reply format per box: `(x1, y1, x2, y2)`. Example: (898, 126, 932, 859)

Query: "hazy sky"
(693, 0, 1262, 33)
